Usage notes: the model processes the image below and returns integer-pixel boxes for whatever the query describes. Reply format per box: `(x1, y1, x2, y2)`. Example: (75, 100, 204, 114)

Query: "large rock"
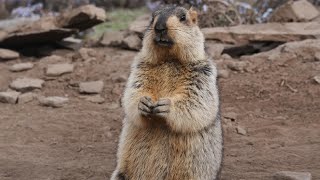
(202, 22, 320, 44)
(270, 0, 320, 22)
(57, 5, 107, 31)
(10, 78, 44, 92)
(46, 63, 74, 77)
(0, 17, 76, 48)
(0, 48, 19, 60)
(79, 81, 104, 94)
(0, 91, 20, 104)
(39, 96, 69, 108)
(9, 62, 34, 72)
(273, 171, 312, 180)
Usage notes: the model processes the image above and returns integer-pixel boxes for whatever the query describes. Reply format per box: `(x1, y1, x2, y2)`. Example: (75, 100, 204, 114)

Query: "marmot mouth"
(154, 36, 174, 47)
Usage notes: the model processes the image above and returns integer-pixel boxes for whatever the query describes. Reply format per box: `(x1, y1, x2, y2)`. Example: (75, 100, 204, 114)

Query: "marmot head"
(141, 6, 206, 63)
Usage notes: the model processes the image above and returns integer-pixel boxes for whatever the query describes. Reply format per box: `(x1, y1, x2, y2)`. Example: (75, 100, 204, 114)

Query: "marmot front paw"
(138, 97, 171, 118)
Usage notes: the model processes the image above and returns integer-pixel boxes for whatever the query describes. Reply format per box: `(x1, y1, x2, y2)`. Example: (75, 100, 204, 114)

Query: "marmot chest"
(138, 62, 191, 100)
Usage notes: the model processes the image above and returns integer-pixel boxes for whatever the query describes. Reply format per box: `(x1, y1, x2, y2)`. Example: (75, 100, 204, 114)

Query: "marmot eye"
(180, 15, 186, 22)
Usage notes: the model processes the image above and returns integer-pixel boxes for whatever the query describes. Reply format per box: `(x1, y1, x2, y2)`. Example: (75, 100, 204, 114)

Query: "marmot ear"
(189, 7, 198, 24)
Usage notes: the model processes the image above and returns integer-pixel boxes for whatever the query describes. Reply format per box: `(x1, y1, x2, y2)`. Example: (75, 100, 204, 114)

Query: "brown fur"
(111, 6, 223, 180)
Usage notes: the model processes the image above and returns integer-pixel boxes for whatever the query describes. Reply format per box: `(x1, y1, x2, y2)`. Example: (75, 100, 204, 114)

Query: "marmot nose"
(155, 21, 167, 34)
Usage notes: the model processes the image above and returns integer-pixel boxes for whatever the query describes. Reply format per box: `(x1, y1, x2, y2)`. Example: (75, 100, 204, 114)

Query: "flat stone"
(79, 81, 104, 94)
(313, 75, 320, 84)
(227, 61, 248, 72)
(85, 95, 105, 104)
(9, 62, 34, 72)
(18, 92, 36, 104)
(10, 78, 44, 92)
(39, 96, 69, 108)
(236, 126, 247, 136)
(129, 14, 150, 35)
(273, 171, 312, 180)
(202, 22, 320, 44)
(46, 63, 74, 77)
(0, 48, 19, 60)
(223, 112, 238, 121)
(0, 91, 20, 104)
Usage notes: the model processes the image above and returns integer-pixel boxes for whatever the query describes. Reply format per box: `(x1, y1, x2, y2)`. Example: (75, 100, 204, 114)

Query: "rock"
(39, 96, 69, 108)
(85, 95, 105, 104)
(129, 14, 150, 36)
(273, 171, 312, 180)
(122, 34, 142, 51)
(46, 63, 74, 77)
(41, 55, 65, 62)
(221, 54, 232, 60)
(0, 48, 19, 60)
(202, 22, 320, 44)
(18, 92, 36, 104)
(10, 78, 44, 92)
(270, 0, 320, 22)
(100, 31, 125, 47)
(0, 91, 20, 104)
(236, 126, 247, 136)
(224, 112, 237, 121)
(57, 5, 107, 31)
(79, 81, 104, 94)
(112, 75, 127, 83)
(78, 48, 96, 60)
(313, 75, 320, 84)
(217, 69, 230, 79)
(227, 61, 248, 72)
(9, 62, 34, 72)
(0, 17, 76, 49)
(205, 42, 225, 58)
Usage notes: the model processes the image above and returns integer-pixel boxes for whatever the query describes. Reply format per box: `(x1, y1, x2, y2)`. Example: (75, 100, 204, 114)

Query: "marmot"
(111, 6, 223, 180)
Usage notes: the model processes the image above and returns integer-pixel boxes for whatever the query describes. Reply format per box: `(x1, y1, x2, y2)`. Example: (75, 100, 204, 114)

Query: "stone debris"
(39, 96, 69, 108)
(46, 63, 74, 77)
(79, 81, 104, 94)
(236, 126, 247, 136)
(0, 91, 21, 104)
(0, 48, 20, 60)
(10, 78, 44, 92)
(273, 171, 312, 180)
(100, 31, 142, 51)
(9, 62, 34, 72)
(40, 55, 65, 63)
(315, 52, 320, 61)
(84, 95, 105, 104)
(223, 112, 238, 121)
(270, 0, 320, 23)
(202, 22, 320, 44)
(227, 61, 249, 72)
(18, 92, 36, 104)
(313, 75, 320, 84)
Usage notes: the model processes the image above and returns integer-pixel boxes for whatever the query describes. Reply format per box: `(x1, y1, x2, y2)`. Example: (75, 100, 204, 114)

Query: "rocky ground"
(0, 38, 319, 179)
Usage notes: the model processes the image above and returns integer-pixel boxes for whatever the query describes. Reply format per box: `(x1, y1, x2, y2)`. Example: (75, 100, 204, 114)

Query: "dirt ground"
(0, 45, 319, 180)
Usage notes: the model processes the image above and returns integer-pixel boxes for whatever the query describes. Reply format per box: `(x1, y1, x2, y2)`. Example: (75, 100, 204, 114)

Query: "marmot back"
(111, 6, 223, 180)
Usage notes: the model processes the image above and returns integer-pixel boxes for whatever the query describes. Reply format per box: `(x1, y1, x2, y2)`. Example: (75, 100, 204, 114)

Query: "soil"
(0, 46, 319, 180)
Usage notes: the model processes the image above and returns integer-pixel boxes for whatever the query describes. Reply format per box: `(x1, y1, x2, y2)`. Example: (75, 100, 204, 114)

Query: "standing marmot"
(111, 6, 223, 180)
